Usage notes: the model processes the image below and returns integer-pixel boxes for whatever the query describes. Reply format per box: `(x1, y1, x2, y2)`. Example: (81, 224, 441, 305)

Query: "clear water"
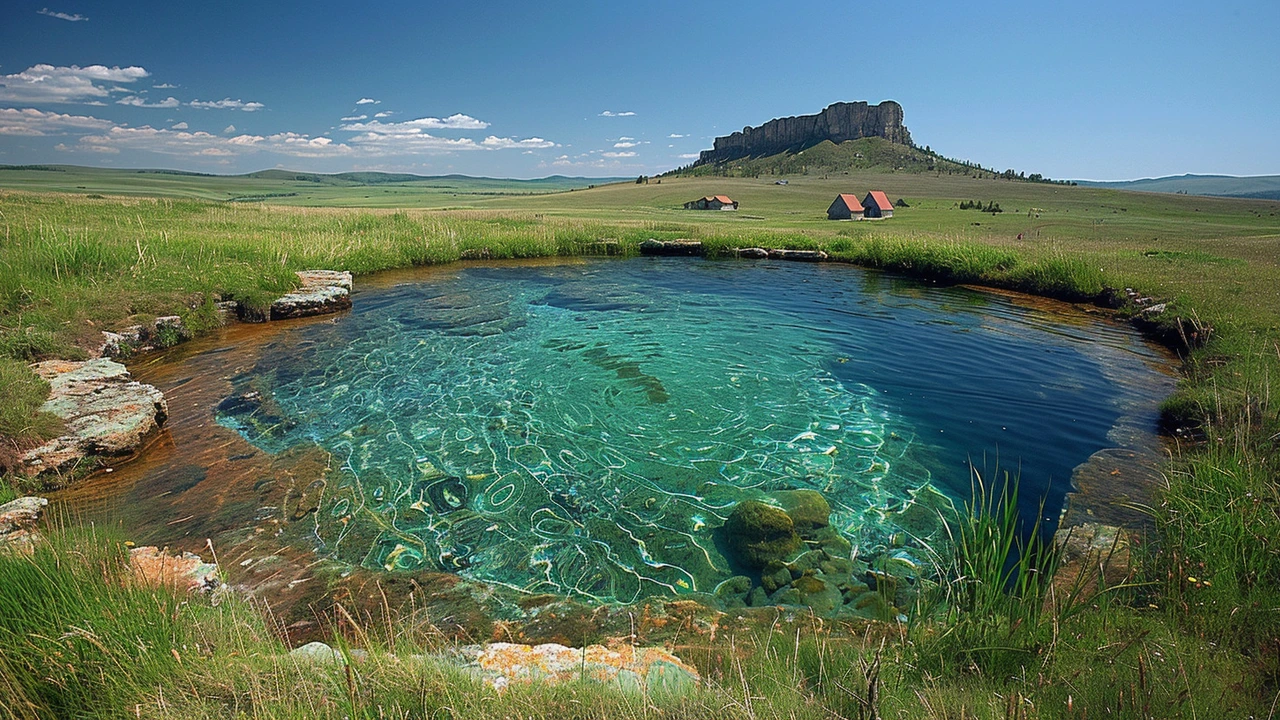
(215, 258, 1166, 603)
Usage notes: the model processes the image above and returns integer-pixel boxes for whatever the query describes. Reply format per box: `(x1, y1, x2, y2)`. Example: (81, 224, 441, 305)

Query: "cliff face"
(696, 101, 912, 166)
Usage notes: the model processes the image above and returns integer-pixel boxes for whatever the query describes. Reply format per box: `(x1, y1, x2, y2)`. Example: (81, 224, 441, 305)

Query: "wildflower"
(1187, 576, 1198, 583)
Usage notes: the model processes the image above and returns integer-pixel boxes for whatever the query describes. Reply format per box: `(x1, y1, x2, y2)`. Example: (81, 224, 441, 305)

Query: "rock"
(639, 238, 704, 257)
(469, 643, 699, 695)
(1051, 522, 1133, 601)
(214, 300, 240, 324)
(21, 359, 168, 477)
(772, 489, 831, 534)
(791, 575, 843, 616)
(761, 563, 793, 594)
(767, 249, 828, 262)
(1142, 303, 1168, 316)
(697, 101, 912, 166)
(734, 247, 769, 259)
(813, 525, 852, 558)
(128, 546, 221, 594)
(715, 576, 752, 608)
(98, 316, 191, 358)
(270, 270, 353, 320)
(0, 496, 48, 551)
(720, 500, 801, 569)
(290, 641, 342, 663)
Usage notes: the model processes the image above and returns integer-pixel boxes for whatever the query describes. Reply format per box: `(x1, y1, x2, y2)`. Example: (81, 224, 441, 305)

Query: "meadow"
(1, 168, 1278, 717)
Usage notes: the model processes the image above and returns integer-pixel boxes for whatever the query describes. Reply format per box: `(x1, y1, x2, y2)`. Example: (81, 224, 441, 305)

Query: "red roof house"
(827, 193, 865, 220)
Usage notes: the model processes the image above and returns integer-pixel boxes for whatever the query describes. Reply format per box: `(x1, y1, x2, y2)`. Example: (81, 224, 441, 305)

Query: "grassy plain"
(1, 167, 1279, 717)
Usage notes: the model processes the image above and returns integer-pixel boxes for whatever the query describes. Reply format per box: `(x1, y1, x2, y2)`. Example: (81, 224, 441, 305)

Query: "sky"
(1, 0, 1277, 180)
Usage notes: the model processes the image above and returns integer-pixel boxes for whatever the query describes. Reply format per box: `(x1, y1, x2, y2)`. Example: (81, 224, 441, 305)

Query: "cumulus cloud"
(599, 110, 636, 117)
(481, 136, 556, 149)
(356, 97, 380, 105)
(171, 121, 188, 129)
(602, 151, 636, 158)
(188, 98, 265, 111)
(676, 153, 699, 159)
(340, 114, 489, 133)
(38, 7, 88, 21)
(117, 95, 180, 108)
(0, 64, 148, 104)
(613, 141, 639, 148)
(153, 83, 177, 89)
(223, 124, 236, 133)
(77, 125, 353, 159)
(0, 107, 114, 136)
(340, 114, 367, 121)
(373, 111, 393, 118)
(669, 133, 685, 138)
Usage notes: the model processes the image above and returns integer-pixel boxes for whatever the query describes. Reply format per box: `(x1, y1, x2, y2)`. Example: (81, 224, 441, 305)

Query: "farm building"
(827, 194, 865, 220)
(862, 190, 894, 219)
(683, 195, 738, 211)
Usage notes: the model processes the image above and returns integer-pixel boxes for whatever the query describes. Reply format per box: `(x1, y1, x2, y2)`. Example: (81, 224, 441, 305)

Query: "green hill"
(668, 137, 1070, 186)
(1075, 174, 1280, 200)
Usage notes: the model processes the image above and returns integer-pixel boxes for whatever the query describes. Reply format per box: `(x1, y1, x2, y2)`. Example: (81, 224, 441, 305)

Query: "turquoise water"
(216, 258, 1166, 603)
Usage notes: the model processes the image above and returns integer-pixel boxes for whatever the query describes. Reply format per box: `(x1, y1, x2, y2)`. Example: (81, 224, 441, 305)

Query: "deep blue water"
(216, 258, 1168, 602)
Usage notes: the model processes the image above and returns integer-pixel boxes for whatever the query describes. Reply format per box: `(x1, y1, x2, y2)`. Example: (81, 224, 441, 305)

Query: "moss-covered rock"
(720, 500, 800, 569)
(772, 489, 831, 534)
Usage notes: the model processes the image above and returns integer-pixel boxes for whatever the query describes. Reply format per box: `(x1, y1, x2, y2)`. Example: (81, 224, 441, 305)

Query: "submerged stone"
(720, 500, 801, 569)
(772, 489, 831, 535)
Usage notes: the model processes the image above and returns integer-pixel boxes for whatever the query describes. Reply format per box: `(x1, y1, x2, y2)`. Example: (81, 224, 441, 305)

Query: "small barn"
(827, 193, 865, 220)
(862, 190, 894, 219)
(683, 195, 738, 211)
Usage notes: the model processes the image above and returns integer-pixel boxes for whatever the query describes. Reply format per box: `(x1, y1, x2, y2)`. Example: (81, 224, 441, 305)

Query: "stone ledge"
(640, 239, 704, 257)
(270, 270, 353, 320)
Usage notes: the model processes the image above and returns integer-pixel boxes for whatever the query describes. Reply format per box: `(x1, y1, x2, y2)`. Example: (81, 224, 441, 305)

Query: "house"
(827, 193, 865, 220)
(683, 195, 738, 211)
(862, 190, 894, 219)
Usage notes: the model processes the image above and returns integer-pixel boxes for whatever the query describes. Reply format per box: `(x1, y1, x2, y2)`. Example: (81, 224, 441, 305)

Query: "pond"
(60, 257, 1175, 617)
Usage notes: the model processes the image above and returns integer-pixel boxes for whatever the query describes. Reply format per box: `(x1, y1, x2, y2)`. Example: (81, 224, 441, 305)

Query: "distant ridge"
(0, 164, 624, 186)
(1075, 174, 1280, 200)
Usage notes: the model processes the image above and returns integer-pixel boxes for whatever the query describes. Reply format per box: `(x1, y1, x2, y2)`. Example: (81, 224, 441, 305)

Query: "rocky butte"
(695, 100, 913, 166)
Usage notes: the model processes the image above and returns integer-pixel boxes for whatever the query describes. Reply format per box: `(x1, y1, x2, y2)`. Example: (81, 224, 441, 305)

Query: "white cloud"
(38, 7, 88, 21)
(117, 95, 180, 108)
(481, 136, 556, 149)
(618, 136, 634, 141)
(171, 121, 188, 129)
(602, 151, 637, 158)
(669, 133, 686, 138)
(340, 114, 489, 133)
(153, 83, 177, 89)
(77, 125, 353, 159)
(676, 153, 699, 159)
(340, 114, 367, 121)
(189, 98, 265, 111)
(356, 97, 380, 105)
(0, 64, 148, 104)
(599, 110, 636, 117)
(373, 111, 393, 118)
(613, 141, 639, 148)
(0, 107, 114, 136)
(223, 124, 236, 133)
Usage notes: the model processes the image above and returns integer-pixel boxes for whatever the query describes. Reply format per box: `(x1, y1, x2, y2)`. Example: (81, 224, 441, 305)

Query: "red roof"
(836, 193, 864, 212)
(712, 195, 734, 204)
(865, 190, 894, 211)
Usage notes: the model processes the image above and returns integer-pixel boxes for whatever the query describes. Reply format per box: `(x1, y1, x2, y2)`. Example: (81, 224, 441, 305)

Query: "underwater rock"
(639, 239, 704, 256)
(791, 575, 843, 616)
(1051, 522, 1133, 600)
(128, 546, 221, 594)
(772, 489, 831, 534)
(0, 496, 48, 552)
(469, 642, 699, 694)
(21, 359, 168, 479)
(812, 525, 853, 558)
(715, 575, 753, 608)
(270, 270, 353, 320)
(720, 500, 801, 569)
(425, 477, 470, 514)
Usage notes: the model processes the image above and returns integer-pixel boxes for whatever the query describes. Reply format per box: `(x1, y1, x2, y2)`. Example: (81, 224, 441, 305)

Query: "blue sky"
(1, 0, 1277, 180)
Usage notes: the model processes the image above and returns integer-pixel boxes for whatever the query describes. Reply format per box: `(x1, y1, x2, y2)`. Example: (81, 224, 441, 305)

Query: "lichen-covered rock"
(0, 496, 48, 551)
(720, 500, 800, 569)
(734, 247, 769, 259)
(270, 270, 353, 320)
(21, 359, 167, 477)
(469, 642, 699, 694)
(98, 316, 190, 358)
(129, 546, 221, 594)
(639, 239, 704, 257)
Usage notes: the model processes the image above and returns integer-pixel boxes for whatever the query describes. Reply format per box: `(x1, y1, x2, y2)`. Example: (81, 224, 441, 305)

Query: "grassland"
(1, 168, 1278, 717)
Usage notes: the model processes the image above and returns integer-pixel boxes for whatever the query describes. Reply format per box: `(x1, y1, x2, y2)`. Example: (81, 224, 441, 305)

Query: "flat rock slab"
(466, 642, 699, 694)
(768, 249, 828, 262)
(22, 359, 168, 476)
(270, 270, 353, 320)
(129, 546, 221, 594)
(640, 239, 704, 257)
(734, 247, 769, 259)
